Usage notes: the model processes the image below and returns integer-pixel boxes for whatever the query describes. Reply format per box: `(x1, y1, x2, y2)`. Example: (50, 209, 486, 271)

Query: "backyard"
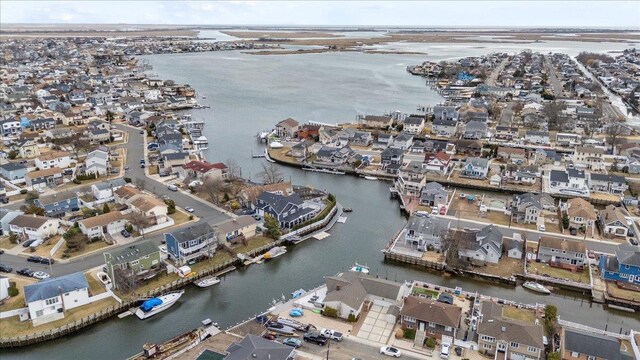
(527, 261, 591, 284)
(502, 306, 537, 323)
(483, 257, 525, 278)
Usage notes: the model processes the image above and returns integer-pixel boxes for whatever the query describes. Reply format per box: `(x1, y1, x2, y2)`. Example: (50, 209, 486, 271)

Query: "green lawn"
(232, 236, 275, 254)
(528, 262, 590, 284)
(412, 287, 439, 299)
(502, 306, 536, 323)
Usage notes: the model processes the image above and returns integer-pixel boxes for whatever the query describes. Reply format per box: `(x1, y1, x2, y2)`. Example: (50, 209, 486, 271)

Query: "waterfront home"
(296, 123, 321, 140)
(26, 167, 63, 190)
(498, 147, 526, 164)
(564, 198, 597, 237)
(164, 223, 216, 265)
(318, 126, 339, 145)
(362, 115, 393, 129)
(556, 133, 581, 146)
(392, 133, 414, 150)
(290, 140, 310, 160)
(419, 182, 448, 208)
(24, 272, 89, 322)
(505, 234, 524, 259)
(404, 214, 446, 251)
(536, 236, 586, 269)
(423, 152, 451, 176)
(104, 240, 162, 290)
(0, 162, 28, 181)
(598, 205, 629, 238)
(213, 215, 257, 244)
(34, 192, 80, 217)
(495, 126, 518, 140)
(510, 193, 548, 224)
(573, 146, 605, 170)
(476, 301, 544, 360)
(462, 120, 488, 140)
(323, 271, 404, 319)
(456, 225, 504, 264)
(224, 334, 295, 360)
(157, 130, 184, 149)
(399, 295, 462, 340)
(432, 118, 458, 137)
(548, 169, 589, 197)
(179, 160, 228, 181)
(240, 182, 293, 208)
(432, 105, 459, 122)
(599, 244, 640, 285)
(314, 145, 354, 165)
(0, 209, 23, 236)
(396, 161, 427, 197)
(589, 173, 627, 195)
(337, 129, 372, 147)
(456, 139, 483, 156)
(525, 130, 550, 145)
(255, 192, 316, 229)
(9, 214, 60, 241)
(78, 211, 128, 241)
(35, 151, 72, 170)
(275, 118, 299, 139)
(403, 115, 426, 135)
(561, 328, 625, 360)
(91, 178, 127, 202)
(130, 195, 168, 224)
(504, 164, 539, 185)
(374, 133, 394, 149)
(460, 157, 490, 179)
(381, 147, 404, 166)
(84, 148, 109, 176)
(160, 152, 190, 175)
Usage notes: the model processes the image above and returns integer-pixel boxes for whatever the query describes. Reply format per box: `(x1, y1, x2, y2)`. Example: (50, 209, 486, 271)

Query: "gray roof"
(549, 170, 569, 183)
(512, 193, 541, 210)
(170, 222, 214, 244)
(590, 173, 626, 184)
(24, 272, 88, 303)
(224, 334, 294, 360)
(615, 244, 640, 267)
(325, 272, 402, 310)
(163, 152, 189, 161)
(465, 157, 489, 168)
(105, 240, 159, 265)
(478, 301, 544, 349)
(404, 116, 425, 125)
(525, 130, 549, 137)
(432, 118, 457, 127)
(0, 162, 27, 172)
(564, 328, 620, 360)
(567, 168, 586, 179)
(214, 216, 258, 234)
(256, 192, 303, 214)
(394, 133, 414, 142)
(381, 147, 404, 157)
(465, 120, 487, 132)
(92, 178, 127, 191)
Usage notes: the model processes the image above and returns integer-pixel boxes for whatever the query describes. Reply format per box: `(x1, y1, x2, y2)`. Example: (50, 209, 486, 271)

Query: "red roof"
(426, 152, 450, 162)
(182, 161, 227, 173)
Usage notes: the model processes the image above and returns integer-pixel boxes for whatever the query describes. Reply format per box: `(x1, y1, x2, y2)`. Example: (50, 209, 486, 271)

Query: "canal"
(6, 43, 640, 359)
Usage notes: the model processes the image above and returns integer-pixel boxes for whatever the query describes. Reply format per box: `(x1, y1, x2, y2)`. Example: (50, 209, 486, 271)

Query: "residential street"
(544, 56, 564, 98)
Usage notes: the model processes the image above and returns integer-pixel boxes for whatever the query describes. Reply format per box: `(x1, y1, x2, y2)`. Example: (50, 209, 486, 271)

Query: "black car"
(0, 249, 4, 254)
(40, 258, 55, 265)
(303, 331, 327, 346)
(22, 239, 35, 248)
(121, 229, 131, 238)
(17, 268, 34, 277)
(455, 346, 462, 356)
(27, 256, 44, 263)
(0, 264, 13, 273)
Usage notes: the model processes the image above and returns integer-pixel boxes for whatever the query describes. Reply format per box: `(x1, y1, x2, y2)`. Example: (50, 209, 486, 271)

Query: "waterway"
(6, 40, 640, 360)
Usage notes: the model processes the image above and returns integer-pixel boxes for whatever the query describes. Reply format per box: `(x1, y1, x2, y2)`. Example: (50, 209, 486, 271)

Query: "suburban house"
(396, 161, 427, 197)
(91, 178, 128, 202)
(240, 182, 293, 208)
(505, 234, 524, 259)
(498, 147, 526, 164)
(536, 236, 586, 269)
(556, 133, 582, 146)
(525, 130, 550, 145)
(0, 162, 28, 181)
(564, 198, 597, 237)
(255, 192, 316, 229)
(78, 211, 128, 241)
(589, 173, 628, 195)
(16, 137, 41, 158)
(29, 117, 56, 131)
(599, 205, 630, 238)
(84, 148, 109, 176)
(419, 182, 448, 208)
(275, 118, 299, 139)
(423, 152, 451, 176)
(432, 118, 458, 137)
(476, 301, 544, 360)
(599, 244, 640, 285)
(314, 145, 354, 166)
(26, 167, 63, 189)
(0, 209, 23, 236)
(549, 169, 589, 197)
(374, 133, 394, 149)
(296, 123, 321, 140)
(290, 141, 310, 160)
(24, 272, 89, 321)
(35, 151, 72, 170)
(9, 214, 60, 241)
(164, 223, 216, 265)
(85, 128, 110, 144)
(456, 139, 483, 156)
(160, 152, 190, 175)
(404, 214, 447, 251)
(561, 328, 624, 360)
(433, 105, 459, 122)
(573, 146, 605, 170)
(179, 160, 228, 181)
(457, 225, 504, 264)
(34, 192, 80, 217)
(213, 216, 258, 244)
(510, 193, 553, 224)
(392, 133, 415, 150)
(223, 334, 295, 360)
(380, 147, 404, 166)
(130, 195, 168, 225)
(114, 185, 143, 205)
(463, 120, 488, 140)
(495, 126, 518, 140)
(403, 116, 426, 135)
(104, 240, 162, 290)
(460, 157, 490, 179)
(504, 164, 539, 185)
(362, 115, 393, 129)
(323, 271, 404, 319)
(399, 295, 462, 340)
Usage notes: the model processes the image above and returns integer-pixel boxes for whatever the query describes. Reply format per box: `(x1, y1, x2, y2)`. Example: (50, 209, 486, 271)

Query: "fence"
(280, 202, 339, 240)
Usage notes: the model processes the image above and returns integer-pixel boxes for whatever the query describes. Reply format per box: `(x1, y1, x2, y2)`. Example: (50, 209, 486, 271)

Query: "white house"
(9, 215, 60, 241)
(525, 130, 550, 145)
(78, 211, 128, 240)
(548, 169, 589, 197)
(0, 276, 10, 302)
(144, 89, 161, 101)
(573, 146, 605, 171)
(84, 148, 109, 176)
(91, 178, 128, 202)
(403, 116, 426, 135)
(457, 225, 504, 264)
(23, 272, 89, 321)
(130, 195, 169, 224)
(599, 205, 630, 238)
(35, 151, 72, 170)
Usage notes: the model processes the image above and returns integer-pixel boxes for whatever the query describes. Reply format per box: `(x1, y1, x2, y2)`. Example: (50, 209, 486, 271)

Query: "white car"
(185, 207, 195, 213)
(159, 245, 168, 254)
(538, 224, 546, 232)
(319, 328, 343, 341)
(37, 188, 45, 194)
(380, 346, 401, 357)
(440, 343, 450, 359)
(32, 271, 50, 280)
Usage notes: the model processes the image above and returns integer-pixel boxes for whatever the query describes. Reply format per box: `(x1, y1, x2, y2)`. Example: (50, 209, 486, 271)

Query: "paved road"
(544, 56, 564, 98)
(486, 57, 508, 87)
(301, 338, 426, 360)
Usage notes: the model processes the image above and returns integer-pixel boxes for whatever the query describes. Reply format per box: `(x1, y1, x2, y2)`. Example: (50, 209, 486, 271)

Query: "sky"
(1, 1, 639, 28)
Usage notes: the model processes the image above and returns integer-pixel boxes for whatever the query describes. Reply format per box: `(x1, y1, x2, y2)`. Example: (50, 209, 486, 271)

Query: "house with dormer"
(423, 152, 451, 176)
(599, 205, 630, 238)
(419, 182, 448, 208)
(400, 295, 462, 340)
(403, 116, 426, 135)
(255, 192, 316, 229)
(164, 223, 216, 265)
(457, 225, 504, 264)
(461, 157, 490, 179)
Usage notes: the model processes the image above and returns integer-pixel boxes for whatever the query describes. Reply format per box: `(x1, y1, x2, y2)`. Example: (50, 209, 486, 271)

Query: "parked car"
(139, 130, 145, 135)
(27, 256, 44, 263)
(32, 271, 50, 280)
(159, 245, 168, 254)
(282, 338, 302, 348)
(319, 329, 343, 341)
(0, 196, 8, 204)
(440, 343, 450, 359)
(538, 224, 546, 232)
(185, 207, 195, 213)
(454, 346, 462, 356)
(37, 188, 46, 194)
(0, 264, 13, 273)
(40, 257, 55, 265)
(380, 346, 402, 357)
(124, 165, 129, 170)
(17, 268, 34, 277)
(303, 331, 327, 346)
(22, 239, 36, 248)
(0, 249, 3, 255)
(253, 214, 261, 221)
(121, 229, 131, 238)
(167, 184, 178, 191)
(262, 333, 276, 340)
(29, 239, 44, 248)
(140, 163, 145, 168)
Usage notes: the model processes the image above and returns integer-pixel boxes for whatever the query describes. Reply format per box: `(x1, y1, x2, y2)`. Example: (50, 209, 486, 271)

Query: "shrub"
(125, 224, 134, 233)
(73, 178, 82, 184)
(9, 233, 18, 244)
(20, 189, 28, 195)
(403, 328, 416, 340)
(25, 191, 39, 202)
(424, 338, 436, 348)
(124, 177, 132, 183)
(8, 282, 19, 297)
(322, 306, 338, 318)
(102, 203, 111, 214)
(189, 215, 194, 220)
(347, 313, 357, 323)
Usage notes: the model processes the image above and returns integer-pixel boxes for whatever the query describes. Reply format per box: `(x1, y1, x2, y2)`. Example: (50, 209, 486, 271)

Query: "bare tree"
(225, 158, 241, 180)
(129, 212, 152, 237)
(133, 177, 146, 190)
(259, 163, 283, 185)
(67, 134, 91, 159)
(605, 123, 625, 154)
(113, 267, 138, 294)
(541, 100, 564, 130)
(198, 178, 224, 202)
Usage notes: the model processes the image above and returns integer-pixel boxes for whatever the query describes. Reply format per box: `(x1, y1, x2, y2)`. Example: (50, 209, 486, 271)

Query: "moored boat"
(265, 322, 297, 335)
(263, 246, 287, 260)
(195, 276, 221, 288)
(349, 262, 370, 274)
(135, 291, 184, 319)
(343, 208, 353, 213)
(522, 281, 551, 294)
(364, 176, 378, 180)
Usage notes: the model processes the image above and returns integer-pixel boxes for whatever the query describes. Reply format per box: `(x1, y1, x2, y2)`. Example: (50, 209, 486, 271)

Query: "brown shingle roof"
(9, 214, 51, 228)
(114, 186, 141, 200)
(79, 211, 127, 229)
(130, 195, 165, 212)
(566, 198, 596, 219)
(600, 205, 628, 226)
(478, 302, 544, 349)
(37, 151, 69, 161)
(538, 236, 586, 253)
(400, 296, 462, 328)
(276, 118, 299, 128)
(242, 182, 293, 205)
(27, 167, 62, 179)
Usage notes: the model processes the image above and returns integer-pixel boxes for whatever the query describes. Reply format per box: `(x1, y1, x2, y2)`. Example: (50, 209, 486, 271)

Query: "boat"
(276, 317, 314, 331)
(195, 276, 221, 288)
(135, 291, 184, 319)
(343, 208, 353, 213)
(522, 281, 551, 295)
(301, 166, 346, 175)
(291, 289, 305, 298)
(349, 263, 370, 274)
(262, 246, 287, 260)
(265, 322, 297, 335)
(364, 176, 378, 181)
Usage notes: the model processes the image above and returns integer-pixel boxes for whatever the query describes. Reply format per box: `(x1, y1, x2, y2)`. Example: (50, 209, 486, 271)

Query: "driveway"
(356, 301, 396, 343)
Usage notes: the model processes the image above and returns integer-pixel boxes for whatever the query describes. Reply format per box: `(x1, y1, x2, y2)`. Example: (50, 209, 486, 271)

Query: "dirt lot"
(482, 258, 525, 277)
(607, 283, 640, 303)
(527, 261, 591, 284)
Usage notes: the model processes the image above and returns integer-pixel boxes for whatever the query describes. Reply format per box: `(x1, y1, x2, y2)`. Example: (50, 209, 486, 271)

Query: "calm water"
(7, 43, 639, 360)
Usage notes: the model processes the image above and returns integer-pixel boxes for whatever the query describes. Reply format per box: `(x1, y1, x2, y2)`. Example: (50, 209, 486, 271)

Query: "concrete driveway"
(357, 301, 396, 344)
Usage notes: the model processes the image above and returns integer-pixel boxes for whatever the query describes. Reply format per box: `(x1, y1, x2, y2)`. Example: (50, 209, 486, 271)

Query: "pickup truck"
(319, 328, 343, 341)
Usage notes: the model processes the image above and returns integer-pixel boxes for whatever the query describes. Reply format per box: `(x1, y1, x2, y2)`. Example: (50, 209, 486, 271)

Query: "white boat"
(195, 276, 221, 288)
(262, 246, 287, 260)
(522, 281, 551, 295)
(349, 263, 370, 274)
(302, 166, 346, 175)
(202, 95, 207, 99)
(135, 291, 184, 319)
(364, 176, 378, 181)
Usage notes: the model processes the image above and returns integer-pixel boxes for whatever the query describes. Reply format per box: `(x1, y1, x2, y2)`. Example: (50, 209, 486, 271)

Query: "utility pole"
(325, 336, 330, 360)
